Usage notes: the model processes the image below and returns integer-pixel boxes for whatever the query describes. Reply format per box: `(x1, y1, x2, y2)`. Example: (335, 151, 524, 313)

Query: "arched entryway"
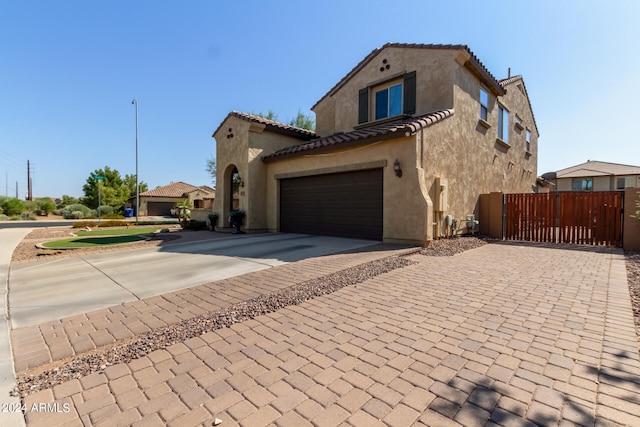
(223, 164, 241, 226)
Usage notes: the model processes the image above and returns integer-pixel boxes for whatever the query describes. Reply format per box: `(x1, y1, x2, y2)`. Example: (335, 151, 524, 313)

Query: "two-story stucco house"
(543, 160, 640, 192)
(212, 43, 539, 245)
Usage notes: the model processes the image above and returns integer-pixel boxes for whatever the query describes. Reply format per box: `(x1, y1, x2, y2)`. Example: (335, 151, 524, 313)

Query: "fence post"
(624, 187, 640, 251)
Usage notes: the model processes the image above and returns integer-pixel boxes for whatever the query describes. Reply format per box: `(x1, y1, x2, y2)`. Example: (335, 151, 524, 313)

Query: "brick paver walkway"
(11, 242, 640, 426)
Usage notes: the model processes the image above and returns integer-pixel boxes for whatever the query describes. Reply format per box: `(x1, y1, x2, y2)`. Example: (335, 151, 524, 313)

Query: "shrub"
(97, 205, 114, 216)
(102, 213, 125, 219)
(1, 198, 25, 216)
(35, 199, 56, 216)
(183, 220, 208, 230)
(207, 213, 219, 231)
(63, 204, 91, 219)
(72, 221, 98, 228)
(0, 214, 8, 221)
(98, 220, 128, 227)
(21, 212, 37, 220)
(9, 215, 21, 221)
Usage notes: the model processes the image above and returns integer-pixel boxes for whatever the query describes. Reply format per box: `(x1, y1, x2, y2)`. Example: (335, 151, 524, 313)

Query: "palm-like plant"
(175, 199, 193, 228)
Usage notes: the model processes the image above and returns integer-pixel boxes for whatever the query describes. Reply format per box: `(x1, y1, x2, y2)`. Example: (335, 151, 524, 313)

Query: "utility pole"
(15, 181, 18, 198)
(27, 160, 33, 201)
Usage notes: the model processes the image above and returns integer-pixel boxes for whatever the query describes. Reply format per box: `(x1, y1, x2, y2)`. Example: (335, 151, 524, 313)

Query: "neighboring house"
(135, 181, 215, 216)
(212, 43, 539, 245)
(546, 160, 640, 192)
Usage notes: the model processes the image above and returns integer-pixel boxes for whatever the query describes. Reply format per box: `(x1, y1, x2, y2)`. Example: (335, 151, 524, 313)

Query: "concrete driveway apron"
(8, 233, 378, 328)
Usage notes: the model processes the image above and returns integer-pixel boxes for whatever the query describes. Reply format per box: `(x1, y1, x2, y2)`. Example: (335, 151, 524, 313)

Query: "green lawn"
(75, 227, 161, 236)
(41, 227, 162, 249)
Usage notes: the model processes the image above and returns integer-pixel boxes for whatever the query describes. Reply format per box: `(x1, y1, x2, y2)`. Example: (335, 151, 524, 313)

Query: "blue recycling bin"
(124, 208, 134, 218)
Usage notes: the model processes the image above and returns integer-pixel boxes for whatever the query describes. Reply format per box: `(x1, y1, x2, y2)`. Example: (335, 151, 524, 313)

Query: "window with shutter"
(358, 71, 416, 124)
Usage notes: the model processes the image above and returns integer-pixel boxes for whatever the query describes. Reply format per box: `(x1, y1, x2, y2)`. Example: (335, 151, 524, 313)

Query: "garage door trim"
(274, 159, 387, 181)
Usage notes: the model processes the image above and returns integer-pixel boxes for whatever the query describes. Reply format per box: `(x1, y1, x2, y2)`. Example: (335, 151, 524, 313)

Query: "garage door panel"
(147, 201, 175, 216)
(280, 168, 383, 240)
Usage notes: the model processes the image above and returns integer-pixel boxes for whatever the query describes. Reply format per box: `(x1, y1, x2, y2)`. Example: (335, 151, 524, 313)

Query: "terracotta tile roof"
(498, 75, 539, 135)
(139, 181, 200, 198)
(556, 160, 640, 178)
(312, 43, 504, 110)
(262, 109, 454, 162)
(212, 111, 317, 140)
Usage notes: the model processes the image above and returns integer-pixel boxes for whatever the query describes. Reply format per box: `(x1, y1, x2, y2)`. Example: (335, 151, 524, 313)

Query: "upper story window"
(479, 88, 488, 121)
(525, 129, 531, 152)
(498, 105, 509, 144)
(375, 83, 403, 120)
(572, 178, 593, 191)
(358, 71, 416, 125)
(617, 176, 636, 189)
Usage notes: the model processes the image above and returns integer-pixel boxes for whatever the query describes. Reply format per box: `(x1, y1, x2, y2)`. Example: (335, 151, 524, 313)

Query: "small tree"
(206, 156, 216, 186)
(35, 198, 56, 216)
(1, 198, 25, 216)
(175, 198, 193, 228)
(57, 195, 79, 209)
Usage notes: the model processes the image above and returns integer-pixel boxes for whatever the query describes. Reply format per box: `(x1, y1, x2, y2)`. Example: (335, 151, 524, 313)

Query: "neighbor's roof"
(212, 111, 317, 140)
(312, 43, 505, 110)
(262, 109, 454, 162)
(139, 181, 200, 198)
(556, 160, 640, 178)
(498, 75, 539, 136)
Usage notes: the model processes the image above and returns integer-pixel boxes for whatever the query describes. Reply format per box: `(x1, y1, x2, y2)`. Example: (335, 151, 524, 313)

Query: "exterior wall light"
(393, 159, 403, 177)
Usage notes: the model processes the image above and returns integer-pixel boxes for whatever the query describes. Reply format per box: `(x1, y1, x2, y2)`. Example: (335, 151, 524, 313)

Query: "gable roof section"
(498, 75, 539, 135)
(187, 185, 215, 196)
(262, 109, 454, 162)
(139, 181, 200, 198)
(312, 43, 505, 110)
(556, 160, 640, 178)
(212, 111, 317, 140)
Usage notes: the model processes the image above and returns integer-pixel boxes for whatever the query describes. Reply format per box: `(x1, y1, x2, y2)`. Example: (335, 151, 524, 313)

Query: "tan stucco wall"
(264, 137, 432, 245)
(213, 116, 309, 231)
(314, 47, 457, 136)
(416, 62, 537, 237)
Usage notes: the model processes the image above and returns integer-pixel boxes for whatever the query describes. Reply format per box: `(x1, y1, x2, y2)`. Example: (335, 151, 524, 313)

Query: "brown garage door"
(280, 168, 383, 240)
(147, 201, 175, 216)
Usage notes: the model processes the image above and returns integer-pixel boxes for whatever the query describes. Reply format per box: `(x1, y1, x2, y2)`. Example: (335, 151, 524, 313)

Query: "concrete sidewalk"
(7, 241, 640, 426)
(1, 228, 31, 427)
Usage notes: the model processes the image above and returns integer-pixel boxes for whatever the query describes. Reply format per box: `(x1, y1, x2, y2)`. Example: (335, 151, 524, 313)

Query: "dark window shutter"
(358, 88, 369, 124)
(403, 71, 416, 115)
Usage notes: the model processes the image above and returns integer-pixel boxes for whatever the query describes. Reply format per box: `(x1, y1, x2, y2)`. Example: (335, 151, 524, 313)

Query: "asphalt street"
(8, 233, 377, 329)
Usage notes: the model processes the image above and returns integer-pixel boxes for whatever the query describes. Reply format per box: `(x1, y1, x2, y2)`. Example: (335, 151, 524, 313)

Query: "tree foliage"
(206, 156, 216, 186)
(57, 195, 79, 208)
(83, 167, 129, 209)
(1, 198, 25, 216)
(289, 109, 315, 131)
(35, 198, 56, 216)
(124, 174, 148, 198)
(253, 109, 278, 121)
(253, 109, 315, 131)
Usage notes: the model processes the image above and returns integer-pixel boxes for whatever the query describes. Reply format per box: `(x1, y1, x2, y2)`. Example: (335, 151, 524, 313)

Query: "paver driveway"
(11, 241, 640, 426)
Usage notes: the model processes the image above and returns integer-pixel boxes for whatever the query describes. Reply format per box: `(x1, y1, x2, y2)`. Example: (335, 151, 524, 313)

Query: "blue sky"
(1, 0, 638, 198)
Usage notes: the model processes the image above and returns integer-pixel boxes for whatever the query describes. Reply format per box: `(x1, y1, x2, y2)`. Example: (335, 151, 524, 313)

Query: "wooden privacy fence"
(504, 191, 623, 247)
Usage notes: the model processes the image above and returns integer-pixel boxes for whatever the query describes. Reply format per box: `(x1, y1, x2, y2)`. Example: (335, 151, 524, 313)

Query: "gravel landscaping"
(7, 229, 640, 399)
